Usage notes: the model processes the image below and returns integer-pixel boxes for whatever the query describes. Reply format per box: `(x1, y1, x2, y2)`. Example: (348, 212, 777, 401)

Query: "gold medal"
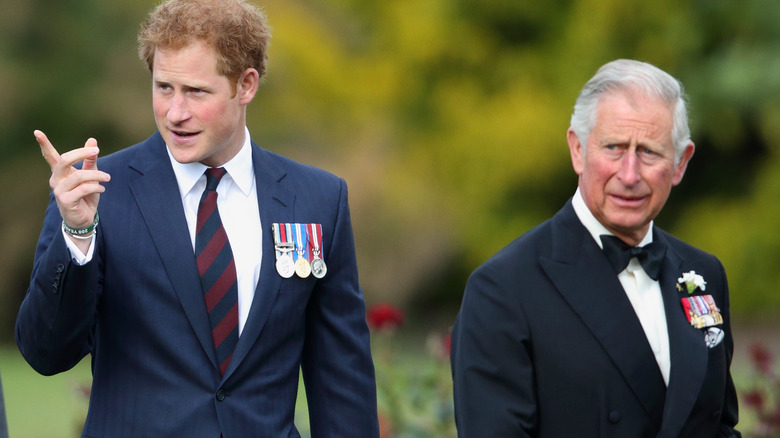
(293, 223, 312, 278)
(295, 256, 311, 278)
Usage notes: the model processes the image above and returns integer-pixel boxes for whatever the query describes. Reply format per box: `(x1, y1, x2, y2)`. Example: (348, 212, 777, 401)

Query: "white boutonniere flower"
(677, 270, 707, 294)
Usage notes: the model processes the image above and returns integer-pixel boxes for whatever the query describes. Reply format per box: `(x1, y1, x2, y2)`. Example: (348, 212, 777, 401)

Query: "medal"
(276, 253, 295, 278)
(704, 327, 724, 348)
(293, 223, 311, 278)
(274, 222, 326, 279)
(295, 257, 311, 278)
(681, 294, 723, 329)
(308, 223, 327, 279)
(272, 223, 296, 278)
(311, 257, 327, 279)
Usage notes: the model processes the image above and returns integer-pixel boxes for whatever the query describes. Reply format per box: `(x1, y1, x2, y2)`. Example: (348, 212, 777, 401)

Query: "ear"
(672, 141, 695, 186)
(237, 68, 260, 105)
(567, 128, 585, 176)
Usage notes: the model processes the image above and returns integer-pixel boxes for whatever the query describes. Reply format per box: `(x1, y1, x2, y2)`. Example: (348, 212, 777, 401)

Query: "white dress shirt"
(65, 127, 262, 336)
(572, 189, 671, 385)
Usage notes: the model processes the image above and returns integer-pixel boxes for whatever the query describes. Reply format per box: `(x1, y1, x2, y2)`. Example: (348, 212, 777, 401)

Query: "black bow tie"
(599, 235, 667, 280)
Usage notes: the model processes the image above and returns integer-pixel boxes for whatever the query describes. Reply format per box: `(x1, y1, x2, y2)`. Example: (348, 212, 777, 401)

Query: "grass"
(0, 345, 91, 438)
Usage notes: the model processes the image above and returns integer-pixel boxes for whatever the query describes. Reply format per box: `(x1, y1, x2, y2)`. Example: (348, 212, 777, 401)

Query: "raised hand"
(35, 130, 111, 246)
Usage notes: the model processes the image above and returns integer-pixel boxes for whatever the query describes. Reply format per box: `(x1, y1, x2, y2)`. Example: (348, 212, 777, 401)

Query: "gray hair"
(569, 59, 691, 162)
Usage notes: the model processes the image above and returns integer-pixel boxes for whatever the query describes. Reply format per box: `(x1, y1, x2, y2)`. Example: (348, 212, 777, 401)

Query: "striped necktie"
(195, 167, 238, 376)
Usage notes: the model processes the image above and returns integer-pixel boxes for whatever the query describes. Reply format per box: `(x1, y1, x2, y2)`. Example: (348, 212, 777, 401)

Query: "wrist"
(63, 212, 99, 238)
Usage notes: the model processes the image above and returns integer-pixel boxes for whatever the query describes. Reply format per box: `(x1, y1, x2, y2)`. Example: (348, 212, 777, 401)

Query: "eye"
(187, 87, 208, 95)
(155, 83, 172, 92)
(639, 146, 659, 157)
(604, 144, 627, 156)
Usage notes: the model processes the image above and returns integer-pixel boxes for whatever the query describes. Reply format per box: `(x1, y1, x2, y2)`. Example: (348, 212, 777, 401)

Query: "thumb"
(82, 138, 99, 171)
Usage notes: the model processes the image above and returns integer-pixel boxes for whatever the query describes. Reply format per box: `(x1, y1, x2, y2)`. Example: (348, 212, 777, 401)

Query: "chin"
(612, 220, 651, 237)
(169, 150, 201, 164)
(603, 210, 649, 229)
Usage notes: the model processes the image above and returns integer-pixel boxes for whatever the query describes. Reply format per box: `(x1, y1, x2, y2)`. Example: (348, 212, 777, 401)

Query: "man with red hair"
(17, 1, 378, 436)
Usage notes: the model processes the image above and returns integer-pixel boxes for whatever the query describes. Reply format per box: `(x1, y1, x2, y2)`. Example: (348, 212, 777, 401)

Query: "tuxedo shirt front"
(572, 189, 671, 384)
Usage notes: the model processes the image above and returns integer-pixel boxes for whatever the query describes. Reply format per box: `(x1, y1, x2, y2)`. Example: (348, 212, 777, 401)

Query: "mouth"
(610, 193, 647, 206)
(169, 128, 201, 142)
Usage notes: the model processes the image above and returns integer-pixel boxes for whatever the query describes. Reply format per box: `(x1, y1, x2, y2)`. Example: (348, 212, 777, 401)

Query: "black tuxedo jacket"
(451, 200, 740, 437)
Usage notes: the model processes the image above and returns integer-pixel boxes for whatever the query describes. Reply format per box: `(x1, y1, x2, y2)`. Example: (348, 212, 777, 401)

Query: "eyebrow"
(153, 78, 211, 91)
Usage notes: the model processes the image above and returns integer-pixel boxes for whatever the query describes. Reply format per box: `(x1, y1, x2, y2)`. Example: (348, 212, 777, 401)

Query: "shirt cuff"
(62, 228, 96, 265)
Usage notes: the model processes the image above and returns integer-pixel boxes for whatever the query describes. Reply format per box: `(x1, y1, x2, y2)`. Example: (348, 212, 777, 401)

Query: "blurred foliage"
(740, 343, 780, 437)
(372, 330, 455, 437)
(367, 304, 456, 437)
(3, 0, 780, 344)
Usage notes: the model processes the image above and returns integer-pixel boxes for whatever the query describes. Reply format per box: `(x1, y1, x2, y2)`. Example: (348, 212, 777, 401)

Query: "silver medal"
(311, 256, 327, 279)
(704, 327, 724, 349)
(276, 254, 295, 278)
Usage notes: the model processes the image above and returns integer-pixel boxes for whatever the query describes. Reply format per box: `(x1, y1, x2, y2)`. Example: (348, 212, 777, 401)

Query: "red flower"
(743, 390, 765, 411)
(750, 343, 774, 375)
(367, 304, 405, 331)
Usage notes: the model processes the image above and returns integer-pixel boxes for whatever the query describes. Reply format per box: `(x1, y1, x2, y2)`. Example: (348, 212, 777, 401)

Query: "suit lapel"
(656, 232, 708, 438)
(223, 143, 294, 379)
(539, 202, 666, 424)
(127, 133, 218, 369)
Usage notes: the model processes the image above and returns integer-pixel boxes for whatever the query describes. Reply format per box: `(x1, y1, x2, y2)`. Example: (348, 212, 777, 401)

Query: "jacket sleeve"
(300, 179, 379, 438)
(15, 195, 99, 376)
(451, 261, 536, 437)
(717, 262, 742, 438)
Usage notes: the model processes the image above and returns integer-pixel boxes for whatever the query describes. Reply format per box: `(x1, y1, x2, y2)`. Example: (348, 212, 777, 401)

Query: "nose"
(167, 93, 190, 125)
(617, 150, 641, 186)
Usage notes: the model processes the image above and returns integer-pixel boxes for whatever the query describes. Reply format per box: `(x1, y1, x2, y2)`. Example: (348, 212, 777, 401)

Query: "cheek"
(152, 98, 168, 119)
(645, 167, 674, 191)
(585, 157, 615, 184)
(192, 102, 224, 125)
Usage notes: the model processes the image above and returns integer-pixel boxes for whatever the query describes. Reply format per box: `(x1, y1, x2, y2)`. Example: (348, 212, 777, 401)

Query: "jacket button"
(56, 264, 65, 273)
(608, 410, 621, 423)
(216, 389, 226, 401)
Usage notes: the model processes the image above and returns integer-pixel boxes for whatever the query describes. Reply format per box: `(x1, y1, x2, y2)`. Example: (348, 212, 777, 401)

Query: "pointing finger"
(34, 130, 60, 170)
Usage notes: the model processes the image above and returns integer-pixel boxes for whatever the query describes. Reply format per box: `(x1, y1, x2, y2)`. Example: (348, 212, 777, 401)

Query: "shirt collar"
(168, 126, 255, 199)
(571, 187, 653, 249)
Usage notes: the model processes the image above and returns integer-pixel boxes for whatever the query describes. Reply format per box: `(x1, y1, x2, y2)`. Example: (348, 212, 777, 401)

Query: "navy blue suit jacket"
(17, 132, 379, 437)
(451, 200, 740, 438)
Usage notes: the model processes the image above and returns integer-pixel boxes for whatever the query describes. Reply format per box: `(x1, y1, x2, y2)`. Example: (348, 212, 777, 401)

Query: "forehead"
(592, 90, 674, 145)
(152, 40, 220, 80)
